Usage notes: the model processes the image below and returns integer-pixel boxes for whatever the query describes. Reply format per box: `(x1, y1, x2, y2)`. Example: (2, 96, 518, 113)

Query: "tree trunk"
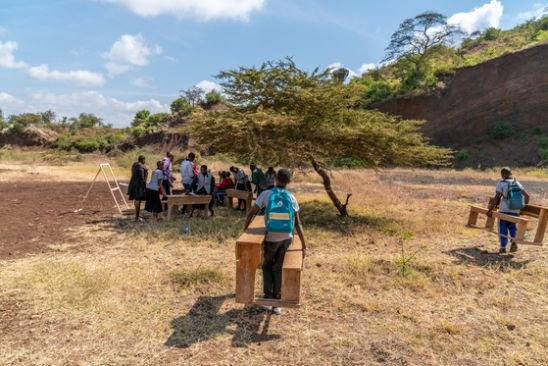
(310, 158, 351, 217)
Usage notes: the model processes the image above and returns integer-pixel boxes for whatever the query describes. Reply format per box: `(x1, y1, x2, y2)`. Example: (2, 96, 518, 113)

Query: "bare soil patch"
(0, 181, 118, 259)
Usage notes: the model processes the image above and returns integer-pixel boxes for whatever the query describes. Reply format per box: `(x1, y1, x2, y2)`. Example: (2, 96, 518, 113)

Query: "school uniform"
(145, 168, 164, 213)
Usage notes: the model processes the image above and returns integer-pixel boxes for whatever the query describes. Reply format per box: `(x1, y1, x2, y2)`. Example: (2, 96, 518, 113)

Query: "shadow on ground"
(446, 246, 532, 270)
(165, 294, 280, 348)
(300, 200, 403, 235)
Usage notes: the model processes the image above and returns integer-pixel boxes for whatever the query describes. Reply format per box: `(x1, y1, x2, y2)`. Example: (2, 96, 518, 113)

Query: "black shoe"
(510, 241, 518, 253)
(499, 248, 507, 254)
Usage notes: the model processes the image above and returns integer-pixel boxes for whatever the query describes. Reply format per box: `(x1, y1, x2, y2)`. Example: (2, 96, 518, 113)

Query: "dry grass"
(1, 160, 547, 365)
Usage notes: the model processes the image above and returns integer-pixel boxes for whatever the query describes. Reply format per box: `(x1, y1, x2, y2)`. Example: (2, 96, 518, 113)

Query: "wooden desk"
(235, 216, 303, 308)
(166, 194, 213, 220)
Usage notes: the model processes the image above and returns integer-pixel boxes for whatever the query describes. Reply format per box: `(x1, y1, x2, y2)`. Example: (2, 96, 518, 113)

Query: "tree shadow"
(300, 200, 403, 235)
(445, 246, 532, 270)
(165, 294, 280, 349)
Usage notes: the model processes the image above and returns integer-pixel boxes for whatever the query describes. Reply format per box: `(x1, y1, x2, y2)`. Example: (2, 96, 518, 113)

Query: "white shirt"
(496, 178, 524, 214)
(196, 173, 213, 194)
(255, 188, 300, 242)
(180, 160, 194, 185)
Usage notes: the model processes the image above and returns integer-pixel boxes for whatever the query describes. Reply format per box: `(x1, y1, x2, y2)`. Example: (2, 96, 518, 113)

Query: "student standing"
(127, 155, 148, 222)
(180, 152, 196, 191)
(250, 162, 266, 196)
(161, 152, 175, 196)
(230, 166, 251, 211)
(244, 169, 306, 315)
(487, 167, 530, 254)
(145, 161, 165, 221)
(264, 167, 276, 189)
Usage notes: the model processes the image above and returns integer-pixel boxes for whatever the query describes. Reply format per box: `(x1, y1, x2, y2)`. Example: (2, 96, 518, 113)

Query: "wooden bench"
(225, 189, 253, 213)
(166, 194, 213, 220)
(235, 216, 303, 308)
(466, 202, 547, 246)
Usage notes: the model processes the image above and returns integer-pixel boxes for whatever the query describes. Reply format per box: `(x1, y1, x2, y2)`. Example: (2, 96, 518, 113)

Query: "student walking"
(127, 155, 148, 222)
(487, 167, 530, 254)
(144, 161, 165, 221)
(244, 168, 306, 315)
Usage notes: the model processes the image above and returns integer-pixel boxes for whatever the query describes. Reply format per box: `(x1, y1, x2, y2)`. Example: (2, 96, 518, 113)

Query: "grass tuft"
(169, 268, 224, 287)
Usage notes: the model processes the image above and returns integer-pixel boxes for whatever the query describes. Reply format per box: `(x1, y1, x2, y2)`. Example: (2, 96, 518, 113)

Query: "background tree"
(170, 97, 193, 116)
(331, 67, 350, 83)
(204, 90, 224, 105)
(384, 11, 464, 62)
(191, 59, 451, 216)
(182, 86, 205, 107)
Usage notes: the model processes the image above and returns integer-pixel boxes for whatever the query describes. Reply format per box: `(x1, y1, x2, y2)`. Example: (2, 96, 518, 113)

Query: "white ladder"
(82, 163, 129, 214)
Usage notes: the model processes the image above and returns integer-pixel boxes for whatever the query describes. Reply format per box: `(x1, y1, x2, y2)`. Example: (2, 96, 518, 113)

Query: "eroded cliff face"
(375, 44, 548, 167)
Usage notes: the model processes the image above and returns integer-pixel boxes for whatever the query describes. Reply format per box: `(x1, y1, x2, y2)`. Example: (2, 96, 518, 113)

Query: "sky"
(0, 0, 546, 126)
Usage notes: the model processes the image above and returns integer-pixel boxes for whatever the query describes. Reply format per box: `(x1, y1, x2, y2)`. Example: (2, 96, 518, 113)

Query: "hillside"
(374, 44, 548, 168)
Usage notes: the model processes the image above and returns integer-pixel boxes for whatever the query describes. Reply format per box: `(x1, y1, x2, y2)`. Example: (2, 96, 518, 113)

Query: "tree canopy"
(384, 11, 464, 62)
(191, 59, 451, 215)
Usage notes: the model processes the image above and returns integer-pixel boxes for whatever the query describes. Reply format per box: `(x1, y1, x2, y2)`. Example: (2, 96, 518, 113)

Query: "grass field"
(0, 156, 547, 365)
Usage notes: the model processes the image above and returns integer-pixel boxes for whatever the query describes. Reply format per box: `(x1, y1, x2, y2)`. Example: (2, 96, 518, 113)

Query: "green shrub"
(482, 27, 501, 41)
(489, 121, 513, 140)
(73, 136, 106, 153)
(455, 149, 469, 162)
(170, 97, 193, 116)
(205, 90, 223, 105)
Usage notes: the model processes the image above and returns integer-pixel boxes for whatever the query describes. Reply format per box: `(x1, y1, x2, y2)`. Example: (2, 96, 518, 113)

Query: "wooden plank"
(251, 298, 300, 308)
(469, 206, 531, 224)
(166, 194, 212, 205)
(281, 268, 301, 303)
(235, 242, 262, 303)
(534, 209, 547, 244)
(236, 216, 265, 245)
(226, 188, 252, 201)
(467, 209, 479, 227)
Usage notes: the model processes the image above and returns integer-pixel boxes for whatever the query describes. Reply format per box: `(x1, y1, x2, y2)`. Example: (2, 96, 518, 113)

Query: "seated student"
(244, 168, 306, 315)
(144, 160, 165, 221)
(230, 166, 251, 211)
(214, 171, 234, 205)
(487, 167, 530, 254)
(264, 167, 276, 189)
(191, 164, 216, 216)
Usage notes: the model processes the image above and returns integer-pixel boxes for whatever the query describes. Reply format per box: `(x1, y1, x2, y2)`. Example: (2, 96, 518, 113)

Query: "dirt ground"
(1, 162, 547, 366)
(0, 181, 119, 259)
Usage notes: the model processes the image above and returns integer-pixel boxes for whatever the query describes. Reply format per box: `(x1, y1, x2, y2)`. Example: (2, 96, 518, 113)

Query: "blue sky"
(0, 0, 546, 126)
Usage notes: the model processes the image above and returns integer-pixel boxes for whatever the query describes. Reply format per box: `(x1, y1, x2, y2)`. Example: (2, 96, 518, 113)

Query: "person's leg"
(134, 200, 141, 221)
(162, 180, 171, 195)
(499, 219, 509, 251)
(508, 218, 517, 251)
(209, 196, 215, 216)
(262, 241, 281, 299)
(272, 239, 292, 299)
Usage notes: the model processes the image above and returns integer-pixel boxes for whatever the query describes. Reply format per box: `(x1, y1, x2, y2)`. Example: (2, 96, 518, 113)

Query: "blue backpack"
(265, 188, 295, 233)
(504, 179, 525, 210)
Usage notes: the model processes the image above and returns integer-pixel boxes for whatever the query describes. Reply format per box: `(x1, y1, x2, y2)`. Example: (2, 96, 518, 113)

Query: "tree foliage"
(182, 86, 205, 107)
(192, 59, 451, 215)
(384, 11, 464, 62)
(170, 97, 193, 116)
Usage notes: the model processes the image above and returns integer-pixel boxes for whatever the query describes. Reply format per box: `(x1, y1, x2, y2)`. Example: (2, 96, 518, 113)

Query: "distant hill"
(374, 44, 548, 167)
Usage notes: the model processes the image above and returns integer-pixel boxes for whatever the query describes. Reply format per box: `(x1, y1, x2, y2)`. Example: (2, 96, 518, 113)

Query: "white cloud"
(28, 91, 169, 127)
(196, 80, 222, 93)
(103, 34, 162, 76)
(0, 41, 28, 69)
(517, 3, 547, 21)
(131, 77, 151, 88)
(357, 63, 377, 75)
(447, 0, 504, 34)
(101, 0, 265, 21)
(0, 92, 23, 105)
(28, 65, 105, 86)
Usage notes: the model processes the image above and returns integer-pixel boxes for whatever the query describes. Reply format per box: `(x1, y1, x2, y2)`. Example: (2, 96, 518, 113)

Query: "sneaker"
(261, 305, 272, 312)
(272, 307, 282, 315)
(499, 247, 507, 254)
(510, 241, 518, 253)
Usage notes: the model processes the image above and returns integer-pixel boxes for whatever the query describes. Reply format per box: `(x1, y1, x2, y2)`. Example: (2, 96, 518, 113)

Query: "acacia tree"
(384, 11, 464, 62)
(190, 59, 451, 216)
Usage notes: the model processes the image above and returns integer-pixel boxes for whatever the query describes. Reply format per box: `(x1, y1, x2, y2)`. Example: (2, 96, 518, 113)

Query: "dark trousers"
(499, 212, 519, 248)
(262, 239, 292, 299)
(162, 179, 171, 195)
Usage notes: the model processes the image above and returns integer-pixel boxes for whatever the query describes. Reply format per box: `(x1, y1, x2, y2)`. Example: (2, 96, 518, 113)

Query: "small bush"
(489, 121, 513, 140)
(169, 268, 223, 287)
(455, 149, 469, 162)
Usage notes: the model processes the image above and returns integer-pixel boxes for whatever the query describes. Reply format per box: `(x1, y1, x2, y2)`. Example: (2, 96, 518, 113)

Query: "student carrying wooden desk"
(243, 168, 306, 315)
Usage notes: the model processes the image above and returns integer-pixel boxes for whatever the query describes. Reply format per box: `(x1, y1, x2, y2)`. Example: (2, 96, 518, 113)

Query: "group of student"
(127, 151, 306, 315)
(127, 151, 279, 221)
